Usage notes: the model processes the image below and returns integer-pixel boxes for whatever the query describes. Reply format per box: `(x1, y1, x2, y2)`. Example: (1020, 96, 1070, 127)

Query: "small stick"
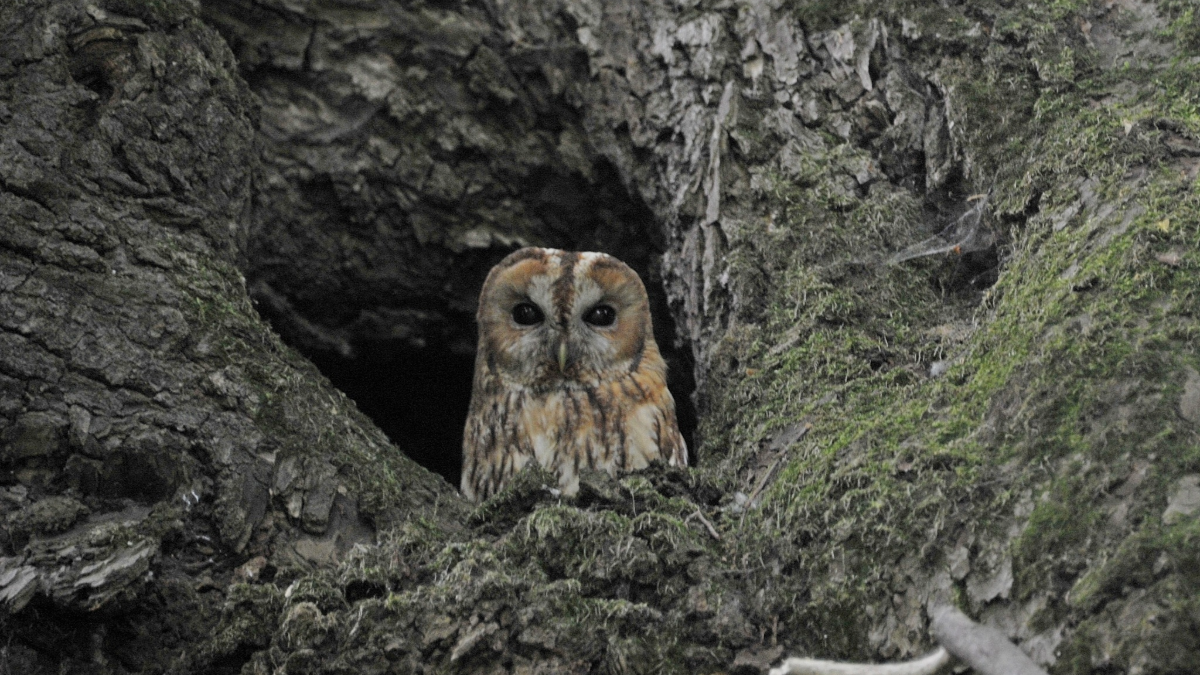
(686, 509, 722, 540)
(769, 647, 950, 675)
(768, 605, 1050, 675)
(741, 423, 810, 528)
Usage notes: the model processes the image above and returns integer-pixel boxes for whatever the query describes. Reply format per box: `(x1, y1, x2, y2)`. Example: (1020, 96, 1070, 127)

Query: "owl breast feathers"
(461, 247, 687, 502)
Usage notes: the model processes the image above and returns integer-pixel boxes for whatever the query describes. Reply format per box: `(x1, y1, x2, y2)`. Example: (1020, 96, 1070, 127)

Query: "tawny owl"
(461, 247, 688, 502)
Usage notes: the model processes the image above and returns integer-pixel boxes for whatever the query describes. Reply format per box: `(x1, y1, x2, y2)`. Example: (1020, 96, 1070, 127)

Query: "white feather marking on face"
(572, 253, 609, 312)
(572, 276, 606, 315)
(572, 276, 613, 350)
(525, 272, 556, 317)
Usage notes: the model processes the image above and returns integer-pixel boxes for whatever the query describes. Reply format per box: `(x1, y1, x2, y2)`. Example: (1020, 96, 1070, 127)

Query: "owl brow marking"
(550, 251, 579, 327)
(583, 256, 624, 273)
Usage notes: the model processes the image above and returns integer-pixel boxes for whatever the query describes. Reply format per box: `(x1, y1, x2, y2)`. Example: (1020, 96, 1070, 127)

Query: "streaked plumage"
(461, 247, 687, 501)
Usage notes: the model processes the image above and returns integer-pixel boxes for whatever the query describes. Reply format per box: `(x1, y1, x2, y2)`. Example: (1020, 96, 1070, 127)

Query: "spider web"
(888, 193, 994, 265)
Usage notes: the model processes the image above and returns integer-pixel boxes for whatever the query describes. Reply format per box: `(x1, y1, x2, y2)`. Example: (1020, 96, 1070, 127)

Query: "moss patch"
(192, 0, 1200, 672)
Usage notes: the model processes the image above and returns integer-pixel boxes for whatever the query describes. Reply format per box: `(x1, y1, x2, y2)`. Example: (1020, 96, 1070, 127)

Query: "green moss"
(206, 1, 1200, 671)
(689, 0, 1200, 662)
(1160, 0, 1200, 52)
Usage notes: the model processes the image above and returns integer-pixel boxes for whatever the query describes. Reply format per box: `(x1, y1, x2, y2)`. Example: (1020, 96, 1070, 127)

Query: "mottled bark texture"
(200, 0, 673, 358)
(3, 0, 1200, 673)
(0, 1, 457, 672)
(200, 0, 699, 480)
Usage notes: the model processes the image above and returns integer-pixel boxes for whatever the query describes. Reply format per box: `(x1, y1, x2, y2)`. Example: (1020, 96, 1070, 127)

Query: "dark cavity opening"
(256, 158, 697, 490)
(920, 175, 1005, 301)
(308, 344, 474, 486)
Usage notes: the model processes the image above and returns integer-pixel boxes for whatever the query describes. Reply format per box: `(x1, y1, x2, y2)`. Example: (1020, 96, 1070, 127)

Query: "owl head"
(474, 247, 664, 390)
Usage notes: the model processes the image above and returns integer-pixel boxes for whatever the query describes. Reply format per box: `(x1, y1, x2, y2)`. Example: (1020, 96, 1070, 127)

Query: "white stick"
(769, 604, 1051, 675)
(768, 647, 950, 675)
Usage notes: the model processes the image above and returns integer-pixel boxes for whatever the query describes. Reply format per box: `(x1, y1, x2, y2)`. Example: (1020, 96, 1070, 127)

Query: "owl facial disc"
(461, 247, 688, 501)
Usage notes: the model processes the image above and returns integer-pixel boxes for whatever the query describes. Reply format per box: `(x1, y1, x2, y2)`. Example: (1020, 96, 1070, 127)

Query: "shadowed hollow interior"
(302, 273, 697, 489)
(252, 162, 698, 489)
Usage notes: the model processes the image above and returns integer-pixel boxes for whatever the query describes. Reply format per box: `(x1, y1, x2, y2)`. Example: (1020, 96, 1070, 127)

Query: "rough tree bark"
(2, 0, 1199, 673)
(0, 2, 458, 672)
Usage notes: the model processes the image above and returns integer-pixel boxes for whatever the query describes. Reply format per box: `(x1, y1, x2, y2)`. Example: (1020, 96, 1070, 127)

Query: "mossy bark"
(2, 0, 1199, 673)
(0, 1, 457, 672)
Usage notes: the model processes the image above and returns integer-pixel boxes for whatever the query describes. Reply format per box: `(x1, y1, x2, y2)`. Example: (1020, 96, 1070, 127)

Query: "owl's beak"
(557, 340, 569, 373)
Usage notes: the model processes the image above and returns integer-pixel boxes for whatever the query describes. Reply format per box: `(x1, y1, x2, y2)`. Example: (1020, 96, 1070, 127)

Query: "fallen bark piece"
(768, 647, 950, 675)
(0, 560, 40, 612)
(1, 531, 159, 615)
(929, 605, 1048, 675)
(6, 503, 161, 615)
(66, 539, 158, 603)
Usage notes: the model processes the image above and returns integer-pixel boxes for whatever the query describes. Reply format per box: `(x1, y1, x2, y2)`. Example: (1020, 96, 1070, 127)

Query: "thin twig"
(740, 423, 810, 528)
(767, 605, 1050, 675)
(769, 647, 949, 675)
(686, 508, 721, 540)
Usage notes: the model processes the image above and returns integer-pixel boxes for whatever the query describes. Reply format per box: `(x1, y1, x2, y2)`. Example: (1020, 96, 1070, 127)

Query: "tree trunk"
(3, 0, 1199, 673)
(0, 2, 458, 672)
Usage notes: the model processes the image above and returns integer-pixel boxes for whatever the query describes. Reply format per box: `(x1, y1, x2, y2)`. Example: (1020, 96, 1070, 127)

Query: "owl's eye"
(511, 302, 544, 326)
(583, 304, 617, 327)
